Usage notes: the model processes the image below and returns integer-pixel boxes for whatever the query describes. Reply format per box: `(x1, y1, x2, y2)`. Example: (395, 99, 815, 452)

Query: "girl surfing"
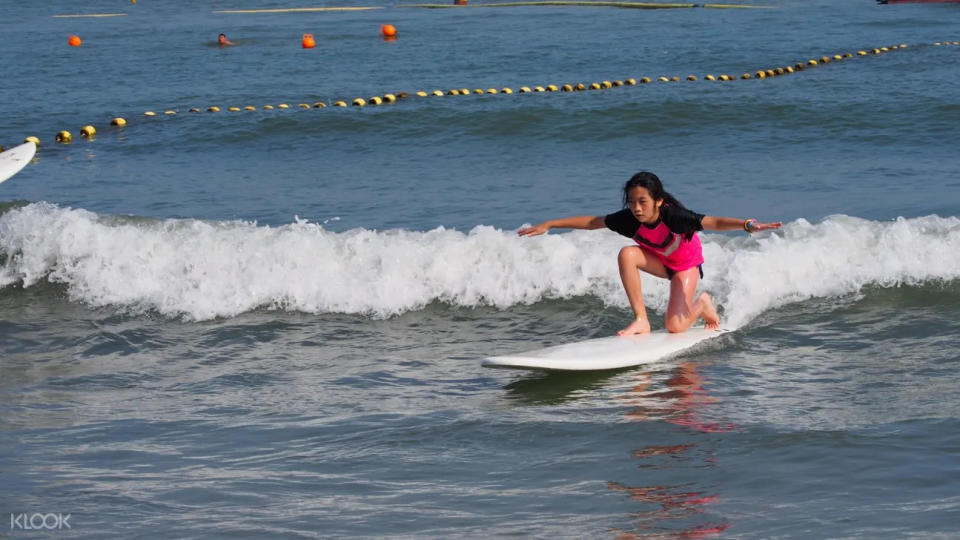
(518, 171, 781, 336)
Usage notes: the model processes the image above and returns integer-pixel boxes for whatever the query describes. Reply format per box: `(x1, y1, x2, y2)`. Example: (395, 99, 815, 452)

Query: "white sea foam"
(1, 203, 958, 323)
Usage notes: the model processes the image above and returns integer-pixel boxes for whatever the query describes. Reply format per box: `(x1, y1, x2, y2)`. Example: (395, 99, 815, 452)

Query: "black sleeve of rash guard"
(660, 205, 705, 238)
(604, 208, 639, 239)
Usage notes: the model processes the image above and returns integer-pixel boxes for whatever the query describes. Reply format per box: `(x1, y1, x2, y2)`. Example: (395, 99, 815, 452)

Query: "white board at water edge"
(482, 327, 730, 372)
(0, 141, 37, 185)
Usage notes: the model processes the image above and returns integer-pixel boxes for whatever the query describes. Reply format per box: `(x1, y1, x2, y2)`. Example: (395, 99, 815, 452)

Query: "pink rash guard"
(604, 205, 705, 272)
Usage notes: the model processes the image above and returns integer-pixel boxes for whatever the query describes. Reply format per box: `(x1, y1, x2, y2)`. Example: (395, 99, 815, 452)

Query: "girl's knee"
(618, 246, 642, 265)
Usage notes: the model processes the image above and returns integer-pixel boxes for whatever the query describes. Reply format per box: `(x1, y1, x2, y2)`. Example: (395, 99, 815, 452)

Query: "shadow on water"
(501, 368, 630, 406)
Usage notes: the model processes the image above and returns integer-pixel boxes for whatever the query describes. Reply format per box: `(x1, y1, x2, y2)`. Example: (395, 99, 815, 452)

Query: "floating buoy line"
(406, 1, 766, 8)
(8, 41, 960, 152)
(58, 2, 764, 18)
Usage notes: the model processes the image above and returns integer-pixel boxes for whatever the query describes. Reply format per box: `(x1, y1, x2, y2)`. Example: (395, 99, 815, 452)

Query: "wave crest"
(1, 203, 958, 323)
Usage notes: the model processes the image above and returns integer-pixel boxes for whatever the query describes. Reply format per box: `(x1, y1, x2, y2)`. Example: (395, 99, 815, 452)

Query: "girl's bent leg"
(664, 268, 720, 333)
(617, 246, 668, 336)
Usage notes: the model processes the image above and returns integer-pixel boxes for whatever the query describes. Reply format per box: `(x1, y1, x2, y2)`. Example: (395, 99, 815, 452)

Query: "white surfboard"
(482, 328, 730, 371)
(0, 141, 37, 185)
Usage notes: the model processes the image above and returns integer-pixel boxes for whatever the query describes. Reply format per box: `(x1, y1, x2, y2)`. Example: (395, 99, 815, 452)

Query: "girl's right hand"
(517, 223, 549, 237)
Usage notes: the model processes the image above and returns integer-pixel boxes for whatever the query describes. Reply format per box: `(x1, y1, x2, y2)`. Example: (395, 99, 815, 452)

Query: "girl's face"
(626, 186, 662, 224)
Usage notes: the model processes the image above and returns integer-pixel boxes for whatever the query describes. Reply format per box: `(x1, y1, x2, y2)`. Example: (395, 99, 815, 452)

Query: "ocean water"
(2, 0, 960, 538)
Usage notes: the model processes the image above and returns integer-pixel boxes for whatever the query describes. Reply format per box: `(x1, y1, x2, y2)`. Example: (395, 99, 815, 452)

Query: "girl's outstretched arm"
(701, 216, 782, 233)
(518, 215, 606, 237)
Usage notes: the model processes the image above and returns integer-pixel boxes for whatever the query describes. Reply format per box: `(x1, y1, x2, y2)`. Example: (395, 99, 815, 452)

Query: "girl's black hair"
(621, 171, 687, 210)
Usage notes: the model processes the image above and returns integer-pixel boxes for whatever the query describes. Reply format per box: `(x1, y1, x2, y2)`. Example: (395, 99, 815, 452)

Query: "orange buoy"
(454, 0, 467, 4)
(68, 35, 82, 47)
(301, 33, 315, 49)
(380, 24, 397, 38)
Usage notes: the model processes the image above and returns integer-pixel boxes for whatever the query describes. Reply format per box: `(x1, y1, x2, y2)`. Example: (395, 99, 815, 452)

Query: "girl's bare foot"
(618, 318, 651, 336)
(698, 292, 720, 330)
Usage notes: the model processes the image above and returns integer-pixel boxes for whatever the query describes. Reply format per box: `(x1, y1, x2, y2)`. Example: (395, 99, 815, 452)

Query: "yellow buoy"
(501, 87, 513, 94)
(369, 96, 383, 105)
(705, 74, 716, 81)
(333, 101, 347, 107)
(432, 90, 443, 97)
(561, 84, 573, 92)
(245, 106, 256, 111)
(384, 94, 396, 103)
(741, 73, 751, 80)
(416, 91, 428, 97)
(519, 86, 531, 93)
(880, 47, 889, 52)
(534, 86, 545, 92)
(263, 105, 275, 110)
(719, 74, 731, 81)
(640, 77, 652, 84)
(189, 108, 200, 113)
(624, 78, 636, 86)
(56, 130, 72, 143)
(25, 136, 40, 145)
(808, 59, 818, 66)
(589, 82, 601, 90)
(228, 106, 241, 112)
(278, 103, 290, 109)
(857, 50, 867, 55)
(833, 54, 843, 60)
(144, 111, 156, 117)
(164, 110, 176, 115)
(298, 103, 310, 109)
(208, 106, 220, 112)
(755, 70, 767, 79)
(486, 88, 498, 94)
(601, 80, 612, 88)
(785, 66, 795, 73)
(314, 101, 327, 108)
(613, 80, 623, 87)
(448, 89, 460, 95)
(80, 125, 96, 138)
(110, 117, 126, 126)
(459, 88, 469, 95)
(686, 75, 697, 81)
(473, 89, 483, 94)
(871, 48, 881, 54)
(657, 76, 669, 82)
(546, 85, 558, 92)
(352, 98, 366, 106)
(575, 83, 586, 90)
(766, 69, 776, 77)
(843, 52, 853, 58)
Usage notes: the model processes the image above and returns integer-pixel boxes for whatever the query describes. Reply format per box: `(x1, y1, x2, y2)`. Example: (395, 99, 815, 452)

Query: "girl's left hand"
(749, 220, 782, 233)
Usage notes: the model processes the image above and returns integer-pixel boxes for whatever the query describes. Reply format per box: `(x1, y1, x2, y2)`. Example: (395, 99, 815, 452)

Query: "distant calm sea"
(2, 0, 959, 538)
